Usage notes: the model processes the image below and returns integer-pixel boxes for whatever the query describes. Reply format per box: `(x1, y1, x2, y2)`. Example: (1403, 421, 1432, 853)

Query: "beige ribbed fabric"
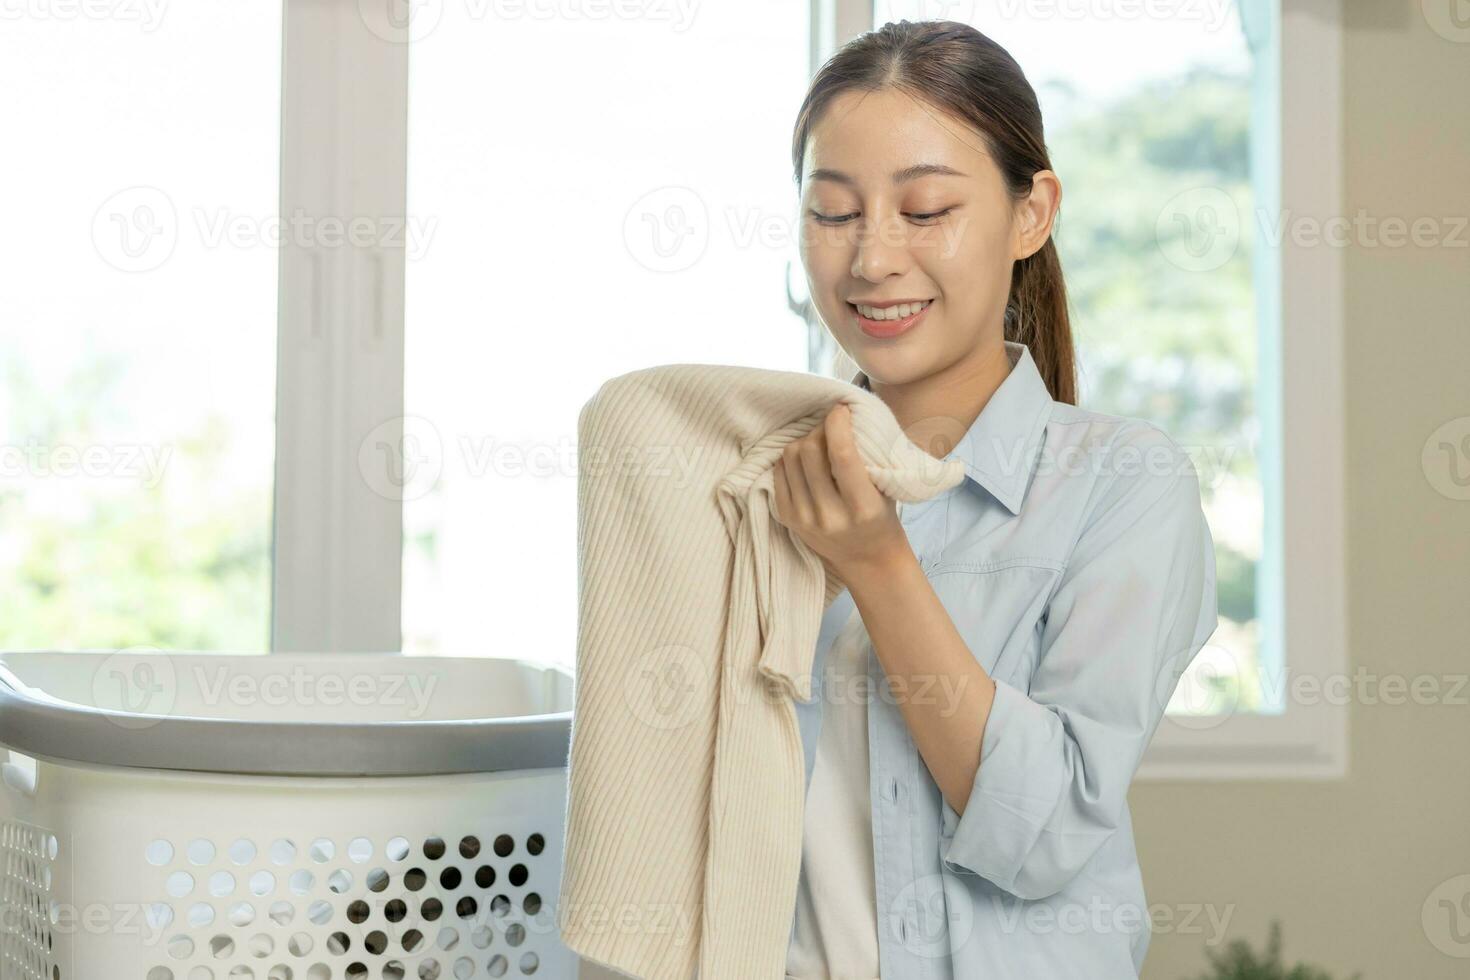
(558, 363, 964, 980)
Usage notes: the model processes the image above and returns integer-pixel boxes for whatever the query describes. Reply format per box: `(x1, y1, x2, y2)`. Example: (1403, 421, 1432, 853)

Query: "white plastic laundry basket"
(0, 650, 577, 980)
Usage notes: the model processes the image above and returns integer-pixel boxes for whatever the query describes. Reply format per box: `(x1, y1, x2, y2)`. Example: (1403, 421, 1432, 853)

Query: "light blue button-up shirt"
(789, 340, 1219, 979)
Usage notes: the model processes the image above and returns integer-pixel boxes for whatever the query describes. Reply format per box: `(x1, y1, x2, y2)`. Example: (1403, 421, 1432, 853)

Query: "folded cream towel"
(558, 363, 965, 980)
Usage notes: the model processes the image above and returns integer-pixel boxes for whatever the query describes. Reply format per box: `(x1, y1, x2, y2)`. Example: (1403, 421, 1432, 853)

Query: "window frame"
(271, 0, 410, 654)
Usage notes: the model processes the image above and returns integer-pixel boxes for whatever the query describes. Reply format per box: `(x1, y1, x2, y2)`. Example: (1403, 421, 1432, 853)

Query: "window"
(952, 5, 1263, 711)
(0, 4, 282, 652)
(399, 1, 813, 669)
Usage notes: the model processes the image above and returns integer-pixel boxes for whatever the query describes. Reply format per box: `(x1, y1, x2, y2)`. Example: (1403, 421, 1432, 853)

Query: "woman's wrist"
(838, 538, 922, 594)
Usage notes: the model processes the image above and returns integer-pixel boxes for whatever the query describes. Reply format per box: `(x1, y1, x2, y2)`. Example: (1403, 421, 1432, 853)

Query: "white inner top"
(785, 601, 882, 980)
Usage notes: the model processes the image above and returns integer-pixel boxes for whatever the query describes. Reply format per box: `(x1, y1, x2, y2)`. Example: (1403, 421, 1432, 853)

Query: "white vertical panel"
(273, 0, 409, 653)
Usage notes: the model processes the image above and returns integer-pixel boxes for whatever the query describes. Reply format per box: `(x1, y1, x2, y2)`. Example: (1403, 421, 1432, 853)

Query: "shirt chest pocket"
(924, 560, 1062, 690)
(927, 560, 1062, 845)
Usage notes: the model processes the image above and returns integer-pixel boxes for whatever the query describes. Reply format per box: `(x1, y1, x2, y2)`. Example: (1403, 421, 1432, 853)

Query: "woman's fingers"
(825, 404, 884, 514)
(772, 457, 792, 526)
(797, 422, 845, 524)
(779, 404, 882, 533)
(780, 444, 815, 526)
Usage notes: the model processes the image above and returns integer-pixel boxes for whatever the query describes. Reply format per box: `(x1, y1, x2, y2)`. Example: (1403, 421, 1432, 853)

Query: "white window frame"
(270, 0, 1348, 779)
(271, 0, 410, 654)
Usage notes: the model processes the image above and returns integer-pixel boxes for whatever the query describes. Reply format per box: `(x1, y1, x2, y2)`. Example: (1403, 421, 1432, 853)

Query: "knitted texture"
(558, 363, 965, 980)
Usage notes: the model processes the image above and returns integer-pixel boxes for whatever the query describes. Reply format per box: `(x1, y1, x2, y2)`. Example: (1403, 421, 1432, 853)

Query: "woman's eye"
(806, 207, 953, 225)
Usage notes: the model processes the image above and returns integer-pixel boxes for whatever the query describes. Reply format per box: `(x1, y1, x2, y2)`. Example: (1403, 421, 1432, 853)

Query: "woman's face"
(798, 86, 1053, 387)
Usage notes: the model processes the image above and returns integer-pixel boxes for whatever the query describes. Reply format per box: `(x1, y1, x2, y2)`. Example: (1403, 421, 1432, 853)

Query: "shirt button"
(885, 776, 900, 802)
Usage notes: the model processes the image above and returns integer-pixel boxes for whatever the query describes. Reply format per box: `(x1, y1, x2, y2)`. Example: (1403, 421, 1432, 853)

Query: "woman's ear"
(1014, 169, 1061, 260)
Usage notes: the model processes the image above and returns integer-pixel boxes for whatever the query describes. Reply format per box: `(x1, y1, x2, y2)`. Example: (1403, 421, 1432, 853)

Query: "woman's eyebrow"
(806, 162, 968, 186)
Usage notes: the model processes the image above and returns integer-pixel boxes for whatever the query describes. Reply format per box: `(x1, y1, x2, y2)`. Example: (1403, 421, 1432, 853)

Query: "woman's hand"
(771, 402, 912, 580)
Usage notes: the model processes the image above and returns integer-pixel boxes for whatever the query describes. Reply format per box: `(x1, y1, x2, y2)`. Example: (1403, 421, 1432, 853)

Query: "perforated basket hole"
(2, 821, 63, 980)
(142, 831, 552, 976)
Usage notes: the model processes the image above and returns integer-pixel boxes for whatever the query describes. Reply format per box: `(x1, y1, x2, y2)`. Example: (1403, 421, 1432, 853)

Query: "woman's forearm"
(842, 548, 999, 819)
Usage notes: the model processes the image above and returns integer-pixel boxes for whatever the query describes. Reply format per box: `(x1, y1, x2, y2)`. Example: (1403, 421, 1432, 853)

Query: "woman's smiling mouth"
(848, 298, 933, 339)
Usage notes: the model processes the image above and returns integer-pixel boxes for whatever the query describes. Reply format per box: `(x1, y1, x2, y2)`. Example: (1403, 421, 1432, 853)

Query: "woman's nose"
(850, 214, 913, 281)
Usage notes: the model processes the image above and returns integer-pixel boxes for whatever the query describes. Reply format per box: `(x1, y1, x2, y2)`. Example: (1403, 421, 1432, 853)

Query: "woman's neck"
(867, 341, 1013, 456)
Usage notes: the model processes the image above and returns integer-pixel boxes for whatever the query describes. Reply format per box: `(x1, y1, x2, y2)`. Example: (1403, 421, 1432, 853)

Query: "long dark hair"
(791, 19, 1077, 405)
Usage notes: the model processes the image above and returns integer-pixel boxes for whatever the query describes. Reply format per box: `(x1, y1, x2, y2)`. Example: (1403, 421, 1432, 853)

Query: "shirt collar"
(849, 340, 1054, 515)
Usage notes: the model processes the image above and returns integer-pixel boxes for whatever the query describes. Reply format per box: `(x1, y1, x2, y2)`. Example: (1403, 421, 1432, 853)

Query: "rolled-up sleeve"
(940, 430, 1219, 900)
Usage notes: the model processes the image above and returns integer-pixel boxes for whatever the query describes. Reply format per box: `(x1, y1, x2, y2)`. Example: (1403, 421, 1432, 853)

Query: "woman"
(772, 20, 1219, 980)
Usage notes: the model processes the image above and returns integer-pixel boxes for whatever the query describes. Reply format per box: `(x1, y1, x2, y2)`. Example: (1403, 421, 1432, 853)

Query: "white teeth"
(855, 299, 931, 320)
